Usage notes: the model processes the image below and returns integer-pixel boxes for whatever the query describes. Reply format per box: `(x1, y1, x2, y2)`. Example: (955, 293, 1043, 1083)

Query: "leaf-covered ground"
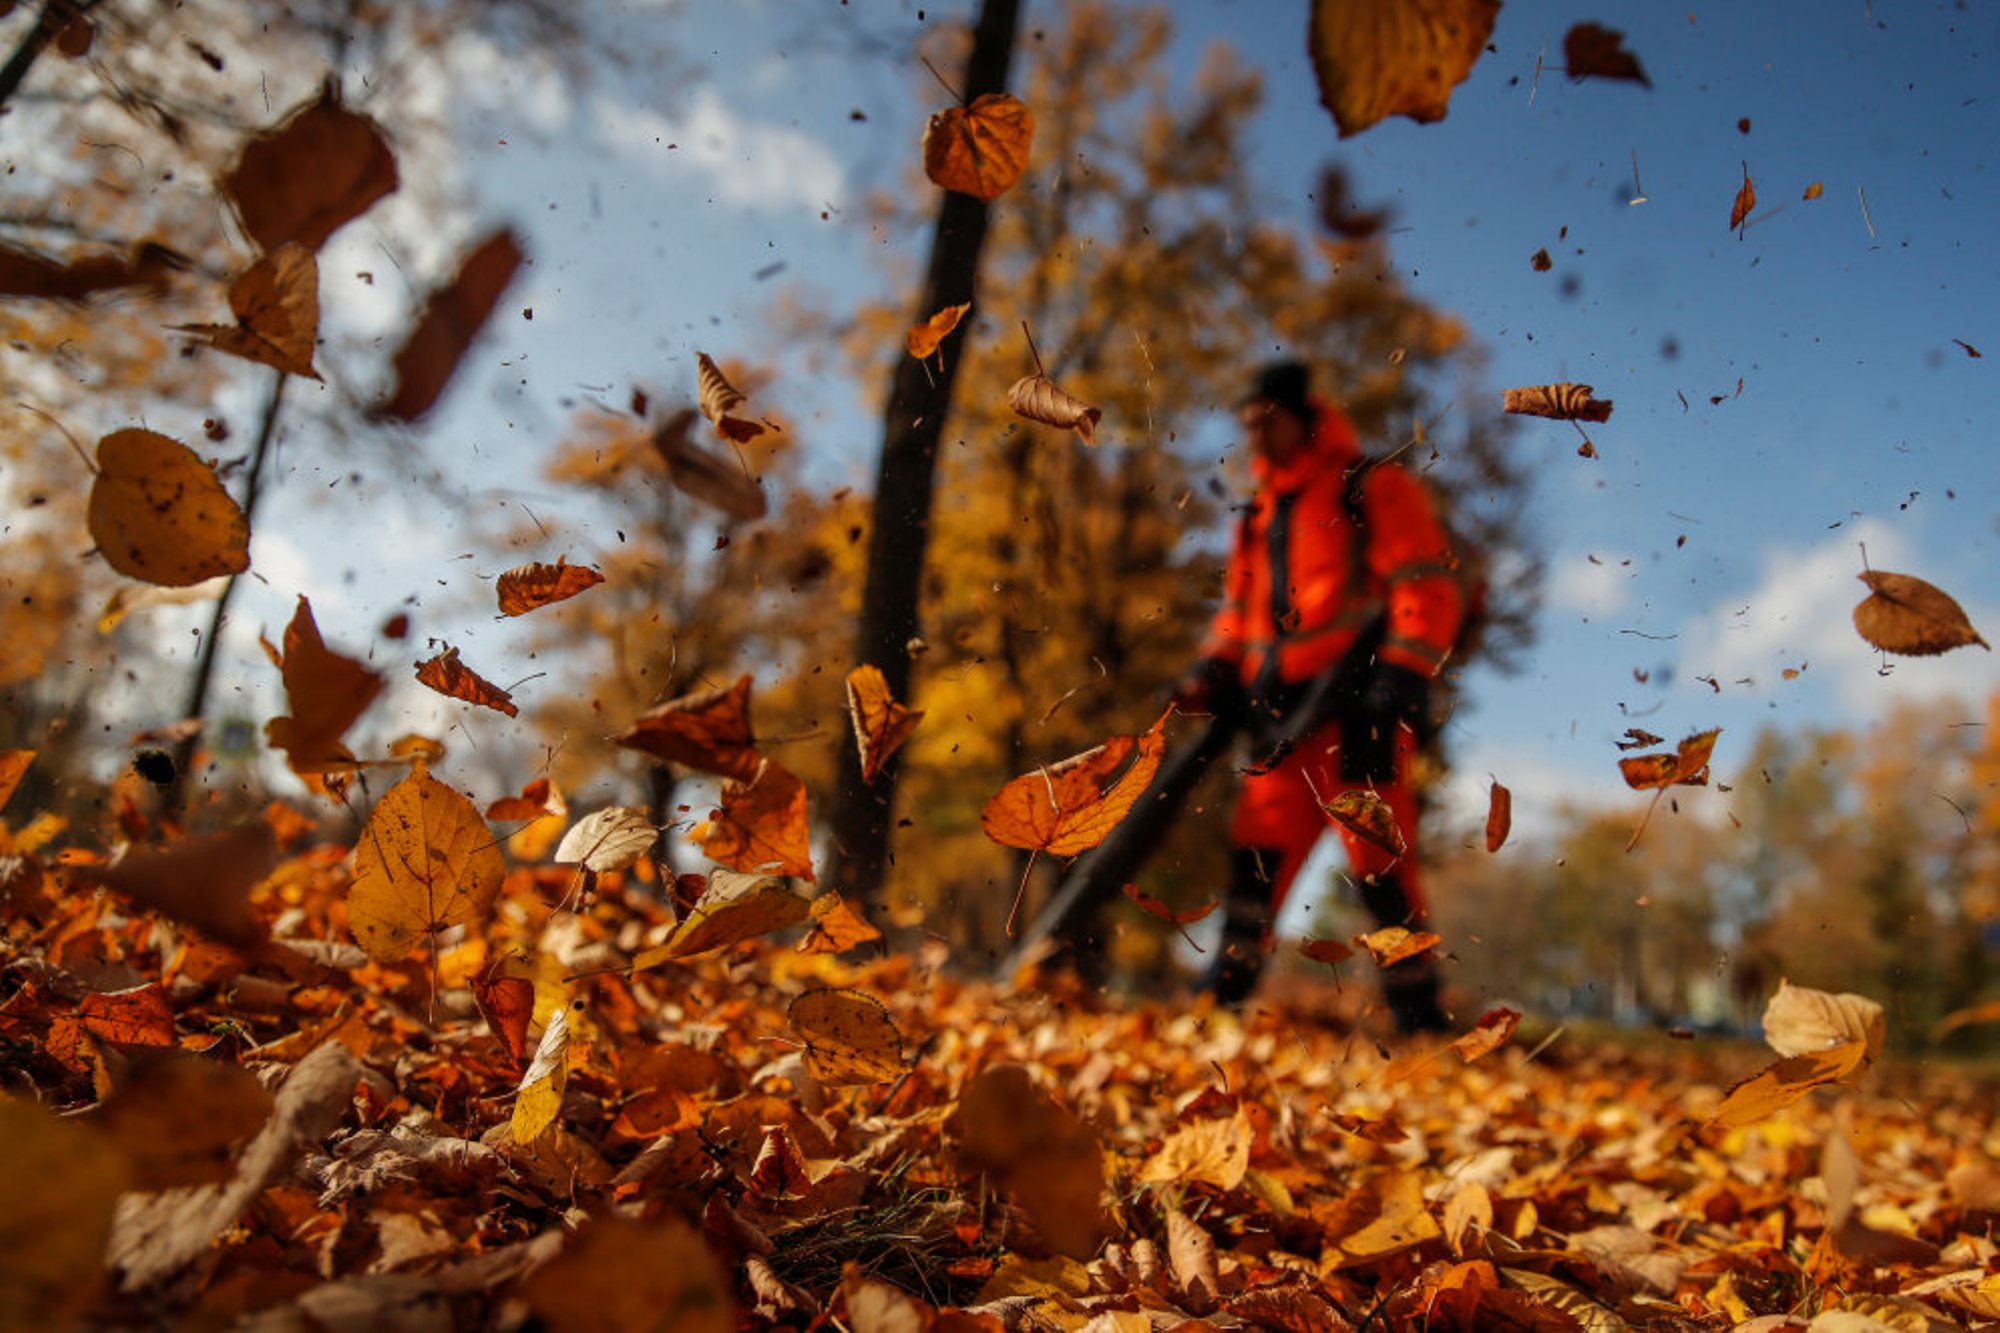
(4, 823, 1999, 1332)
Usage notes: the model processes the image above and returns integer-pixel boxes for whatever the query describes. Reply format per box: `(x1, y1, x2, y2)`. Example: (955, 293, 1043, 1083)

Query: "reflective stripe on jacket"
(1198, 400, 1464, 687)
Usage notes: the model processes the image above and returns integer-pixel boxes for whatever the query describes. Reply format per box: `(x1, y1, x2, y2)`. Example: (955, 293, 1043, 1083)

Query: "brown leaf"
(797, 892, 882, 955)
(922, 92, 1034, 201)
(173, 244, 321, 378)
(0, 1096, 130, 1326)
(374, 229, 523, 422)
(1122, 883, 1220, 928)
(788, 988, 905, 1086)
(1165, 1208, 1220, 1312)
(1708, 1040, 1868, 1129)
(1484, 780, 1512, 853)
(952, 1063, 1107, 1260)
(1762, 979, 1885, 1062)
(693, 760, 814, 881)
(1563, 22, 1651, 86)
(649, 407, 769, 520)
(414, 645, 518, 717)
(633, 870, 812, 969)
(471, 956, 535, 1070)
(847, 664, 923, 782)
(1530, 247, 1552, 272)
(76, 821, 274, 951)
(496, 558, 604, 616)
(695, 352, 767, 443)
(222, 85, 397, 253)
(1321, 789, 1407, 859)
(346, 762, 504, 963)
(907, 301, 970, 359)
(1852, 570, 1990, 656)
(0, 240, 181, 301)
(515, 1215, 734, 1333)
(1310, 0, 1500, 138)
(1007, 372, 1102, 444)
(1501, 383, 1614, 423)
(1299, 937, 1356, 966)
(1353, 925, 1441, 968)
(1615, 727, 1664, 751)
(88, 429, 251, 587)
(981, 710, 1169, 858)
(1450, 1007, 1522, 1063)
(614, 674, 762, 780)
(264, 596, 383, 773)
(1618, 728, 1720, 790)
(1731, 164, 1756, 235)
(94, 1051, 274, 1191)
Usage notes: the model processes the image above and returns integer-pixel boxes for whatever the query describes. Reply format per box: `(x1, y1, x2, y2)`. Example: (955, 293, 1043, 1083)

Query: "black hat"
(1243, 361, 1314, 423)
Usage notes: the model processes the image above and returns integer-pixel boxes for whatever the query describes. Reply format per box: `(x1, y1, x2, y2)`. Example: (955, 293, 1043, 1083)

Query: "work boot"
(1200, 847, 1279, 1006)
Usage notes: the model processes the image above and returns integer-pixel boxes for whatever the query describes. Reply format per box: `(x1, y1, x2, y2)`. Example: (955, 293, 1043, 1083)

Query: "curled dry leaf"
(1484, 779, 1511, 853)
(222, 84, 398, 253)
(1321, 788, 1407, 859)
(1501, 383, 1614, 423)
(263, 596, 382, 772)
(88, 429, 251, 587)
(1563, 22, 1651, 86)
(1449, 1006, 1522, 1063)
(693, 759, 814, 882)
(615, 674, 761, 780)
(414, 645, 518, 717)
(1762, 979, 1886, 1063)
(787, 988, 905, 1086)
(1618, 728, 1720, 790)
(1615, 727, 1665, 751)
(1707, 1039, 1868, 1129)
(345, 761, 504, 963)
(1353, 925, 1441, 968)
(695, 352, 766, 443)
(634, 870, 812, 970)
(797, 892, 881, 955)
(1309, 0, 1500, 138)
(981, 710, 1169, 858)
(173, 243, 321, 378)
(1852, 570, 1989, 656)
(650, 407, 769, 520)
(1731, 165, 1756, 235)
(906, 301, 970, 359)
(922, 92, 1034, 201)
(511, 1005, 569, 1144)
(495, 558, 604, 616)
(1007, 372, 1102, 444)
(374, 228, 523, 422)
(846, 664, 923, 782)
(553, 806, 656, 874)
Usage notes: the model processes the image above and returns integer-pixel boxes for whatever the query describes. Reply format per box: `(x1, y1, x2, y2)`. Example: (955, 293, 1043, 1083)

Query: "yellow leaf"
(511, 1005, 569, 1143)
(905, 301, 970, 359)
(631, 870, 812, 971)
(88, 429, 251, 587)
(922, 93, 1034, 201)
(1138, 1110, 1252, 1191)
(788, 988, 905, 1086)
(1707, 1039, 1869, 1129)
(1310, 0, 1500, 138)
(346, 762, 504, 963)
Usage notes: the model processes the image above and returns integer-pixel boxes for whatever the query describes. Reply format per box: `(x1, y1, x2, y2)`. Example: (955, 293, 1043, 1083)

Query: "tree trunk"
(826, 0, 1022, 908)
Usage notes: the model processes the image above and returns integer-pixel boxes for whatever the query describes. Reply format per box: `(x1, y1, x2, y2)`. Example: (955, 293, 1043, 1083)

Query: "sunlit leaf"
(79, 984, 175, 1047)
(1321, 789, 1407, 859)
(1708, 1039, 1868, 1129)
(553, 806, 656, 874)
(0, 749, 33, 812)
(615, 674, 761, 781)
(496, 558, 604, 616)
(172, 244, 321, 378)
(981, 710, 1169, 858)
(1138, 1109, 1252, 1191)
(788, 988, 905, 1086)
(346, 762, 504, 963)
(414, 645, 518, 717)
(1617, 728, 1720, 790)
(1449, 1007, 1522, 1063)
(1762, 979, 1885, 1062)
(846, 664, 923, 783)
(1501, 383, 1614, 423)
(922, 92, 1034, 201)
(633, 869, 812, 969)
(510, 1005, 569, 1143)
(1309, 0, 1499, 138)
(1353, 925, 1440, 968)
(1803, 180, 1825, 201)
(88, 429, 251, 587)
(374, 228, 523, 422)
(1007, 372, 1101, 444)
(906, 301, 970, 359)
(797, 892, 882, 955)
(692, 759, 814, 881)
(1852, 570, 1989, 656)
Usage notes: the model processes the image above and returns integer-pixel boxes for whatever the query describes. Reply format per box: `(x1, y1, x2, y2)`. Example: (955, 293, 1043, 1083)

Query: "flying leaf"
(695, 352, 766, 443)
(88, 429, 251, 587)
(693, 759, 814, 881)
(94, 1051, 274, 1191)
(346, 761, 505, 963)
(1484, 780, 1511, 853)
(788, 988, 905, 1086)
(951, 1063, 1108, 1259)
(846, 664, 923, 782)
(1353, 925, 1441, 968)
(486, 776, 563, 823)
(471, 955, 536, 1069)
(1618, 728, 1720, 790)
(553, 806, 656, 874)
(0, 749, 33, 812)
(1731, 165, 1756, 235)
(0, 239, 181, 301)
(1615, 727, 1665, 751)
(76, 821, 274, 951)
(922, 92, 1034, 201)
(413, 645, 518, 717)
(649, 407, 769, 520)
(797, 892, 881, 955)
(374, 228, 523, 422)
(1501, 383, 1614, 423)
(1762, 980, 1885, 1063)
(222, 84, 397, 253)
(1852, 570, 1989, 656)
(633, 870, 812, 970)
(1562, 22, 1650, 86)
(1450, 1007, 1522, 1063)
(1299, 937, 1355, 966)
(1309, 0, 1500, 138)
(981, 710, 1169, 857)
(906, 301, 970, 359)
(173, 244, 321, 378)
(615, 674, 762, 781)
(1708, 1040, 1868, 1129)
(1007, 373, 1102, 444)
(1803, 180, 1825, 201)
(1321, 789, 1407, 859)
(0, 1097, 130, 1328)
(515, 1216, 733, 1333)
(263, 597, 382, 773)
(1122, 884, 1220, 928)
(511, 1005, 569, 1143)
(496, 558, 604, 616)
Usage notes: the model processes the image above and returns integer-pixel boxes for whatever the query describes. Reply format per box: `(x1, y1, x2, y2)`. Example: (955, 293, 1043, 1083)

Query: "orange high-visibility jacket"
(1200, 401, 1464, 688)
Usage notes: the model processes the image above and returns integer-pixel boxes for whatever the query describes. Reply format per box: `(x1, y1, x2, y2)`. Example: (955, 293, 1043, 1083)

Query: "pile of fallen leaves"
(3, 792, 1999, 1331)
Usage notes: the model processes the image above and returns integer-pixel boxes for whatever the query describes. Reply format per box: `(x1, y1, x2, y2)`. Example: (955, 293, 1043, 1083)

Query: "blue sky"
(163, 0, 1998, 858)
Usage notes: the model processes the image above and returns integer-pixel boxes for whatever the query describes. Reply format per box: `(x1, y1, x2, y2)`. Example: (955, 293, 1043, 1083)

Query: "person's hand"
(1343, 664, 1430, 783)
(1169, 656, 1240, 717)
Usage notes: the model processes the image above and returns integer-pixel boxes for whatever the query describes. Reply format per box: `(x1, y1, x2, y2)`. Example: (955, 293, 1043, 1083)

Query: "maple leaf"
(222, 84, 398, 253)
(1852, 570, 1989, 656)
(173, 244, 321, 379)
(414, 645, 518, 717)
(846, 664, 923, 783)
(374, 229, 524, 422)
(88, 429, 251, 587)
(495, 558, 604, 616)
(1310, 0, 1499, 138)
(346, 761, 504, 964)
(922, 92, 1034, 201)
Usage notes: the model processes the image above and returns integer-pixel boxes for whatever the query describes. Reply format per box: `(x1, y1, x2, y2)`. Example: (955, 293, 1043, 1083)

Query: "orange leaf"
(1562, 22, 1650, 85)
(496, 558, 604, 616)
(615, 675, 761, 781)
(0, 749, 32, 812)
(471, 955, 536, 1070)
(1007, 372, 1101, 444)
(1501, 383, 1614, 423)
(264, 596, 383, 773)
(650, 408, 769, 520)
(1618, 728, 1720, 790)
(635, 870, 812, 969)
(1708, 1039, 1868, 1129)
(906, 301, 970, 359)
(79, 985, 175, 1047)
(485, 777, 562, 823)
(1353, 925, 1441, 968)
(695, 352, 766, 443)
(1484, 780, 1511, 853)
(1299, 937, 1355, 966)
(75, 822, 274, 952)
(374, 229, 523, 422)
(980, 710, 1169, 858)
(922, 92, 1034, 201)
(1730, 164, 1756, 235)
(797, 893, 882, 956)
(1310, 0, 1499, 138)
(693, 759, 814, 882)
(951, 1063, 1107, 1260)
(414, 645, 518, 717)
(1320, 789, 1407, 859)
(1449, 1006, 1522, 1063)
(222, 85, 398, 253)
(1852, 570, 1989, 656)
(515, 1216, 733, 1333)
(1803, 180, 1825, 201)
(88, 429, 251, 588)
(846, 664, 923, 782)
(172, 244, 321, 379)
(1122, 883, 1219, 928)
(788, 988, 906, 1086)
(346, 761, 505, 963)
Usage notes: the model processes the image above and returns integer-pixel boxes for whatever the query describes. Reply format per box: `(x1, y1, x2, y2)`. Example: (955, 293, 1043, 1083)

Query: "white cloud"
(593, 87, 845, 214)
(1547, 549, 1638, 616)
